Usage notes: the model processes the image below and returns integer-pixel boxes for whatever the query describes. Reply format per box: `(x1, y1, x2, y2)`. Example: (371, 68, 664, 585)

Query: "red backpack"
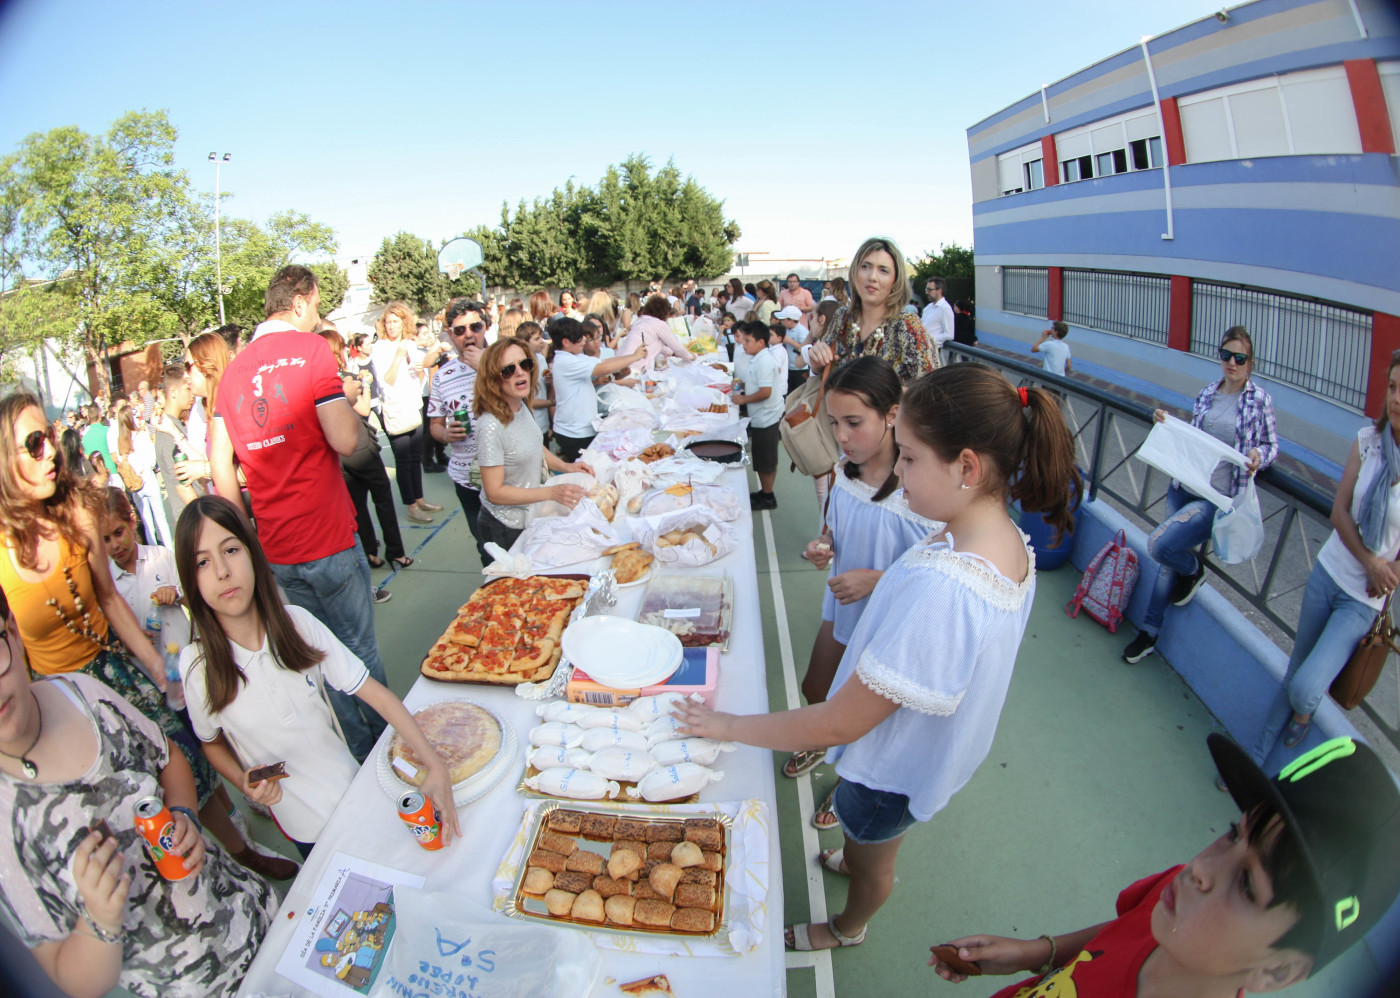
(1065, 530, 1139, 633)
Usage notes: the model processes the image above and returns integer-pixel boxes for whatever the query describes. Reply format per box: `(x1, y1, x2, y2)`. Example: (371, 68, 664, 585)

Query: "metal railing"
(1064, 269, 1170, 345)
(1190, 281, 1372, 412)
(944, 342, 1398, 752)
(1002, 266, 1049, 318)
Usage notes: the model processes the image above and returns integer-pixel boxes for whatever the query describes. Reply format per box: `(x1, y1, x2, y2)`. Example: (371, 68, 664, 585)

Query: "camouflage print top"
(0, 674, 276, 998)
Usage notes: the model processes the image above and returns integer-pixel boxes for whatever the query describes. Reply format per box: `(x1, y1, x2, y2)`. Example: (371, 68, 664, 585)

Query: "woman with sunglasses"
(0, 588, 276, 998)
(0, 392, 286, 879)
(471, 338, 594, 553)
(1122, 327, 1277, 665)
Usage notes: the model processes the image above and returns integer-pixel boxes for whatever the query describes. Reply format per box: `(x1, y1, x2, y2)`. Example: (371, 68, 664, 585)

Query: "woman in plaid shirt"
(1123, 327, 1276, 665)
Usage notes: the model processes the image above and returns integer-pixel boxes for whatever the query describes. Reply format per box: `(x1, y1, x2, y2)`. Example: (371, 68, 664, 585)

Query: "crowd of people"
(0, 236, 1397, 998)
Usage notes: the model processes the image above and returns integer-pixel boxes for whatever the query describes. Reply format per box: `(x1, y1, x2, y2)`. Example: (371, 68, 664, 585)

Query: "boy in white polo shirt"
(732, 321, 784, 511)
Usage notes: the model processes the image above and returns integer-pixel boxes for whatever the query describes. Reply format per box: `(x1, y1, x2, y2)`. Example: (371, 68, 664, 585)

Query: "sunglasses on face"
(1219, 348, 1250, 365)
(499, 357, 536, 379)
(451, 321, 486, 336)
(23, 426, 56, 460)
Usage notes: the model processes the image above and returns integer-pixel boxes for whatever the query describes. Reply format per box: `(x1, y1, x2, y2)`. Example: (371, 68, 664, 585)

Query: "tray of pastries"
(420, 575, 588, 685)
(505, 803, 730, 940)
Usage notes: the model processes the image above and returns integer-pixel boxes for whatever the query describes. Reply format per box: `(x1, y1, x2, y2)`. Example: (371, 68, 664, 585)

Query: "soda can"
(397, 791, 445, 851)
(453, 407, 470, 428)
(133, 796, 193, 880)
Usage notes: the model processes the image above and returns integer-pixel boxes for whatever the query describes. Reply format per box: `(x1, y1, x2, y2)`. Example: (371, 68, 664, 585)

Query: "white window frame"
(995, 140, 1045, 197)
(1054, 106, 1162, 184)
(1176, 65, 1361, 162)
(1379, 60, 1400, 154)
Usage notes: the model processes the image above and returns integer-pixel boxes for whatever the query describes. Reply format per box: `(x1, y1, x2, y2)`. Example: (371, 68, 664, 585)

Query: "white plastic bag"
(1212, 476, 1264, 564)
(635, 483, 743, 522)
(1134, 415, 1247, 512)
(632, 506, 736, 567)
(593, 407, 657, 433)
(371, 889, 602, 998)
(596, 382, 650, 413)
(515, 500, 619, 567)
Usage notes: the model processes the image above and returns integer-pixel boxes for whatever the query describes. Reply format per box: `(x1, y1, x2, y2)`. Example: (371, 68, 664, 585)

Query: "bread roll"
(553, 871, 593, 894)
(675, 883, 717, 910)
(537, 830, 578, 856)
(648, 863, 682, 901)
(565, 850, 605, 876)
(528, 849, 567, 873)
(633, 899, 676, 927)
(544, 889, 576, 916)
(607, 848, 642, 880)
(671, 907, 715, 933)
(605, 894, 637, 926)
(546, 810, 583, 834)
(644, 822, 684, 843)
(571, 889, 606, 923)
(670, 841, 704, 868)
(522, 867, 554, 895)
(591, 875, 631, 898)
(680, 867, 716, 886)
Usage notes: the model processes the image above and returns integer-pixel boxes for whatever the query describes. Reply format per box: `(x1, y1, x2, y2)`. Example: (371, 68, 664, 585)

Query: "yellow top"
(0, 534, 108, 674)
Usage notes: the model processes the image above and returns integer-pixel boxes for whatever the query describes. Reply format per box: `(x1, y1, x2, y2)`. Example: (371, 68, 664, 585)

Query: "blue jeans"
(1142, 484, 1215, 636)
(829, 779, 918, 844)
(270, 543, 388, 761)
(1248, 564, 1374, 764)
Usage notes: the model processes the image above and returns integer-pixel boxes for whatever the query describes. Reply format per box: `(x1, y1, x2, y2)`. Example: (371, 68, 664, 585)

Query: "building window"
(1002, 267, 1049, 318)
(1055, 107, 1161, 184)
(1190, 282, 1371, 411)
(1381, 61, 1400, 151)
(996, 141, 1045, 197)
(1062, 270, 1170, 345)
(1177, 65, 1362, 163)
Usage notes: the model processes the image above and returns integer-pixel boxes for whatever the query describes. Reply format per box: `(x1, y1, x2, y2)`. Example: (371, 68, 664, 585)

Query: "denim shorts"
(830, 779, 918, 844)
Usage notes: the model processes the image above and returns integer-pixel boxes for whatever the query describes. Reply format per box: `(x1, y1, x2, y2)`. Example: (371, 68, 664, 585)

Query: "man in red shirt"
(209, 265, 388, 760)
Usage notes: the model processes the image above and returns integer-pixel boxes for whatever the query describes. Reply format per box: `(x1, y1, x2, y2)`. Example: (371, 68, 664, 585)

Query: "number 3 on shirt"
(252, 374, 263, 397)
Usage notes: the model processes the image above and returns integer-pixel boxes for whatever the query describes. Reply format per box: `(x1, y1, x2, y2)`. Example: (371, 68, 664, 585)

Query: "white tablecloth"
(238, 466, 785, 997)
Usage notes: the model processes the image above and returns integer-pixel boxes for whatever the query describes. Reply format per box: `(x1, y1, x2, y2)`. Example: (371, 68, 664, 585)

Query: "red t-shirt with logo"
(987, 867, 1198, 998)
(215, 327, 356, 565)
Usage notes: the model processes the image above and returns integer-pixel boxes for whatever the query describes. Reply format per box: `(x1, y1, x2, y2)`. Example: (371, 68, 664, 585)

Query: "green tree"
(471, 155, 738, 292)
(910, 241, 975, 304)
(367, 231, 442, 313)
(214, 212, 342, 333)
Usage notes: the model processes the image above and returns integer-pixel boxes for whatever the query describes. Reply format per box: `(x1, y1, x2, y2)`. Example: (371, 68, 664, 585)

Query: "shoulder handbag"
(115, 454, 144, 491)
(1330, 592, 1398, 710)
(780, 363, 841, 477)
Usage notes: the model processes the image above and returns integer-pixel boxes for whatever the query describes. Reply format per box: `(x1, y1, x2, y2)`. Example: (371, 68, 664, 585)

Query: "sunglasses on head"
(1218, 347, 1250, 365)
(499, 357, 536, 379)
(23, 426, 56, 460)
(451, 321, 486, 336)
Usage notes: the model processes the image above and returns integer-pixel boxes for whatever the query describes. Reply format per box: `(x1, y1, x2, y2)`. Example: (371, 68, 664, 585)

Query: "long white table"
(238, 465, 785, 997)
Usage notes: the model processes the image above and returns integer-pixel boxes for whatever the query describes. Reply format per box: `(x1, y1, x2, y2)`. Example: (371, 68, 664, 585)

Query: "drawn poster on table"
(274, 851, 426, 998)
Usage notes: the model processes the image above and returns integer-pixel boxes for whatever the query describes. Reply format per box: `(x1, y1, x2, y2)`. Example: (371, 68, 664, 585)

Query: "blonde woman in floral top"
(807, 237, 940, 385)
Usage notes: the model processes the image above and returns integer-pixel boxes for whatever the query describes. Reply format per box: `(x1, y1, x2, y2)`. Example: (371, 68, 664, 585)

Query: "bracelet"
(169, 805, 201, 833)
(1034, 934, 1058, 975)
(76, 903, 122, 945)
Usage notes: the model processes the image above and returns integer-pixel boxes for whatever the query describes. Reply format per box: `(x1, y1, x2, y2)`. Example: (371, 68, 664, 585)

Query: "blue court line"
(377, 509, 459, 587)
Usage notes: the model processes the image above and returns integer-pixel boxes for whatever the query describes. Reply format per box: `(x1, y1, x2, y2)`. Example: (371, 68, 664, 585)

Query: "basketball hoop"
(445, 262, 465, 281)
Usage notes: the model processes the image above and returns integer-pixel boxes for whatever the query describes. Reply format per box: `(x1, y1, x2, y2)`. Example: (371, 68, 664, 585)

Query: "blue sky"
(0, 0, 1219, 270)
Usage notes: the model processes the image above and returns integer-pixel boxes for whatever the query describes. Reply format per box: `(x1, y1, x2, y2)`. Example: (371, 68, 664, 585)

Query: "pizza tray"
(373, 699, 518, 809)
(502, 802, 731, 942)
(418, 574, 591, 686)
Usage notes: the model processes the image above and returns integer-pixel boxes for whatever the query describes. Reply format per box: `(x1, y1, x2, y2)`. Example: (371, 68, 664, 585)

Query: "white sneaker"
(230, 807, 283, 858)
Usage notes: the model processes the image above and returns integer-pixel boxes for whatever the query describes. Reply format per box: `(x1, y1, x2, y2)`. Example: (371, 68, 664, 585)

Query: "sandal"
(366, 555, 385, 569)
(391, 556, 415, 569)
(782, 749, 825, 779)
(786, 919, 867, 951)
(819, 847, 849, 876)
(812, 789, 839, 831)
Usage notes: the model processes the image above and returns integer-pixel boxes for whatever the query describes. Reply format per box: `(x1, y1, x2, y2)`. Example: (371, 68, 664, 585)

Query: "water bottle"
(144, 598, 163, 641)
(163, 641, 185, 712)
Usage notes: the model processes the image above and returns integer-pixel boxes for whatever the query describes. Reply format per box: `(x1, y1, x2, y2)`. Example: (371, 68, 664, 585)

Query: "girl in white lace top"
(675, 365, 1081, 954)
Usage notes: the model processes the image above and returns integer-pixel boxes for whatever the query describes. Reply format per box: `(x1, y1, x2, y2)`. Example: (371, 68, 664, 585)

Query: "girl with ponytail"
(674, 363, 1080, 954)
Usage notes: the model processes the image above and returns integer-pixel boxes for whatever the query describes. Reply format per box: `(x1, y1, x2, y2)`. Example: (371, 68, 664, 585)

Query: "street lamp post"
(208, 152, 231, 325)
